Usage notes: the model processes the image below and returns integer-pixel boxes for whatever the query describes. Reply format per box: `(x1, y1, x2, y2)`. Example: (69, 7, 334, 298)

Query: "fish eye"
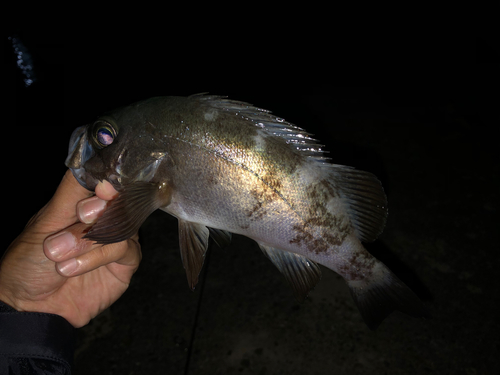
(92, 121, 117, 148)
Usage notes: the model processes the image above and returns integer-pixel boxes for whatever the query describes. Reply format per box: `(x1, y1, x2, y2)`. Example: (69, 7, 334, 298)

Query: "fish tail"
(347, 264, 430, 330)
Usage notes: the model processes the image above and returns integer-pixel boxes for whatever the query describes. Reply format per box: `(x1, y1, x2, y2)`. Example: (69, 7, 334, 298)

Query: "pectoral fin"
(178, 220, 210, 290)
(84, 181, 172, 244)
(258, 243, 322, 302)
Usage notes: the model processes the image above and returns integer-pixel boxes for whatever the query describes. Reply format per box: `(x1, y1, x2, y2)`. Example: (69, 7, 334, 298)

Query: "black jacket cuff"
(0, 300, 75, 374)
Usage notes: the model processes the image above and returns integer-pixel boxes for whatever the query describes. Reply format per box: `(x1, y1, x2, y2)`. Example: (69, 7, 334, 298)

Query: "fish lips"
(65, 125, 99, 191)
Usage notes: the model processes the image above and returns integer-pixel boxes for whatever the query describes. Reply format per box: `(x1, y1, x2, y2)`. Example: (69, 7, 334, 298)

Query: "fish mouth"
(65, 125, 99, 191)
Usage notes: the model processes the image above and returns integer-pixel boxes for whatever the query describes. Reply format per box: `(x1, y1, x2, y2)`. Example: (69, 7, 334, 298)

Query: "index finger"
(95, 179, 119, 201)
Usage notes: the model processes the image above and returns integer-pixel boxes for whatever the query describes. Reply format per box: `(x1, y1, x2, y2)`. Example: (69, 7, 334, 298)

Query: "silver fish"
(66, 94, 429, 329)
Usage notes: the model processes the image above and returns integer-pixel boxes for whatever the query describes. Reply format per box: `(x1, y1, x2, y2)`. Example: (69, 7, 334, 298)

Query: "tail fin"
(347, 266, 430, 330)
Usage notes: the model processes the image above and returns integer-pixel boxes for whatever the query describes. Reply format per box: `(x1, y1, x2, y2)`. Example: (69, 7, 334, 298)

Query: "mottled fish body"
(66, 94, 429, 329)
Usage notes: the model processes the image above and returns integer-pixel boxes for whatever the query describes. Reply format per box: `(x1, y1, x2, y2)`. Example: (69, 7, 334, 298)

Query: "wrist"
(0, 291, 23, 311)
(0, 299, 17, 312)
(0, 289, 21, 312)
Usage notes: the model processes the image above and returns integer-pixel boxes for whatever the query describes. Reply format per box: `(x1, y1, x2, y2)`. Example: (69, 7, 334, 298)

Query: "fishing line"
(183, 243, 212, 375)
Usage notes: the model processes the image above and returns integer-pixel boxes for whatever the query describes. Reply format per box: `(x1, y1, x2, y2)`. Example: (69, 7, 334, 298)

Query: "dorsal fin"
(328, 165, 388, 242)
(195, 94, 330, 164)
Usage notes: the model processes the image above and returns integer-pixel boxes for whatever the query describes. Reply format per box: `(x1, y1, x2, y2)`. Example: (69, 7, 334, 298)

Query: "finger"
(77, 196, 108, 224)
(77, 179, 120, 225)
(95, 179, 119, 200)
(56, 235, 141, 277)
(44, 221, 138, 263)
(44, 223, 92, 262)
(44, 221, 141, 276)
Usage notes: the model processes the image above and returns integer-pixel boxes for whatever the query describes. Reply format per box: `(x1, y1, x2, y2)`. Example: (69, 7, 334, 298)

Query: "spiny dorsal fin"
(258, 243, 322, 302)
(196, 94, 329, 163)
(328, 165, 388, 242)
(178, 220, 210, 290)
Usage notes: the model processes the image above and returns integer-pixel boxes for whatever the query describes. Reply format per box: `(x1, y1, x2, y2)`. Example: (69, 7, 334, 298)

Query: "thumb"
(33, 170, 93, 233)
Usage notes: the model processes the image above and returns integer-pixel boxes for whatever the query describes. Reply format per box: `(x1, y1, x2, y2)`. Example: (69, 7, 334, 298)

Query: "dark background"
(3, 32, 499, 374)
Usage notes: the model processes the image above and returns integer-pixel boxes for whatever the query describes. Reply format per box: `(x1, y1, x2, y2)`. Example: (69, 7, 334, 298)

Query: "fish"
(65, 94, 429, 329)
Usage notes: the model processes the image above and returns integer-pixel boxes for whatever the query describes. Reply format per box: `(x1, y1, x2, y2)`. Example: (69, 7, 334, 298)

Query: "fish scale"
(66, 94, 430, 329)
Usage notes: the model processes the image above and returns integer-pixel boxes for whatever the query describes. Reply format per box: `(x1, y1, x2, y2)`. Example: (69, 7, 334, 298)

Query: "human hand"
(0, 170, 142, 328)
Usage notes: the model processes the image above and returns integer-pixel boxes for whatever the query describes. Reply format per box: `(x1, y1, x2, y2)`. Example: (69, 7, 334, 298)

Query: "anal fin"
(178, 220, 210, 290)
(258, 243, 322, 302)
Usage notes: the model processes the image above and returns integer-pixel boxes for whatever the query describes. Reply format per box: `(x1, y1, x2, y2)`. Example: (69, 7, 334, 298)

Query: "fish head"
(65, 106, 168, 192)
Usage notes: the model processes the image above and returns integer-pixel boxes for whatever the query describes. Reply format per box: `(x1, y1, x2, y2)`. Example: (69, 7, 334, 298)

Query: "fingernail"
(58, 258, 78, 276)
(46, 232, 76, 259)
(78, 196, 107, 224)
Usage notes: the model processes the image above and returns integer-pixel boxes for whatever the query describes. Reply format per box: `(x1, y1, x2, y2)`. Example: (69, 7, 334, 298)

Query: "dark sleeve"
(0, 300, 75, 375)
